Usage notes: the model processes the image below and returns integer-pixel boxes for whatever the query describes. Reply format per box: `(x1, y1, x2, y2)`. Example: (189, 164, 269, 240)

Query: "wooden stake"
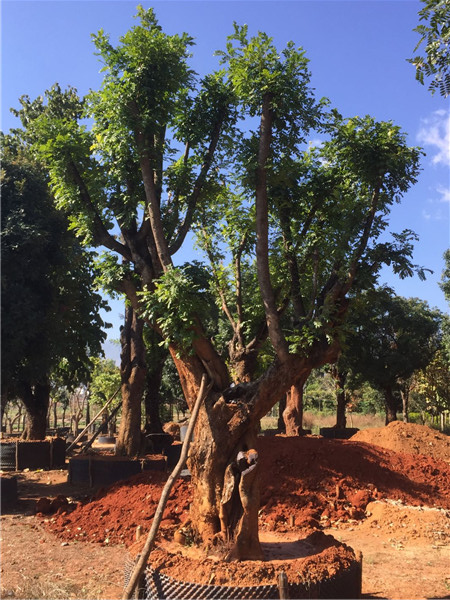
(136, 525, 143, 541)
(122, 374, 211, 600)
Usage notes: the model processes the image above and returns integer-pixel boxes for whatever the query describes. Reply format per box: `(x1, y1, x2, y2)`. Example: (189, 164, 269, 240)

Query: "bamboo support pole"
(66, 386, 121, 452)
(80, 402, 121, 454)
(122, 374, 211, 600)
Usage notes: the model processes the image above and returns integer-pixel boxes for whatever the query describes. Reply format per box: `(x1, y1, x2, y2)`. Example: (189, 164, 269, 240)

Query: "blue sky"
(2, 1, 449, 361)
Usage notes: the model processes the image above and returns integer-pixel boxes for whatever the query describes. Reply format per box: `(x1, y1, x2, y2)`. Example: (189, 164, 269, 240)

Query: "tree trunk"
(283, 372, 310, 436)
(188, 395, 264, 560)
(333, 367, 348, 429)
(384, 387, 398, 424)
(0, 392, 8, 431)
(143, 356, 165, 435)
(228, 345, 259, 384)
(116, 306, 146, 456)
(401, 388, 409, 423)
(21, 381, 50, 440)
(178, 339, 340, 560)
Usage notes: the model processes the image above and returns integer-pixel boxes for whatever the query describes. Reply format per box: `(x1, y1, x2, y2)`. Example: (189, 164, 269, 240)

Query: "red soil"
(45, 430, 450, 549)
(350, 420, 450, 462)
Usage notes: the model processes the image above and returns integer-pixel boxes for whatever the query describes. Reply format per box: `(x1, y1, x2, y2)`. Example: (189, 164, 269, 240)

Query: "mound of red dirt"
(350, 421, 450, 462)
(142, 530, 359, 590)
(44, 435, 450, 548)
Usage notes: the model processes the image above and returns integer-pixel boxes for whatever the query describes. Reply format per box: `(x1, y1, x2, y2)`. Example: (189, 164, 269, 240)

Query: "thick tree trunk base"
(21, 382, 50, 441)
(188, 405, 263, 561)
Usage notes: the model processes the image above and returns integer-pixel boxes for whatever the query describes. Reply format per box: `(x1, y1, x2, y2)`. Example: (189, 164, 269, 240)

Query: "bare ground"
(1, 424, 450, 599)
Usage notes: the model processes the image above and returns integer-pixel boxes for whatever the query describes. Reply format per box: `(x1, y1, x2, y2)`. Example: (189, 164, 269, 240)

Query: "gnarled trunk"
(116, 306, 146, 456)
(283, 372, 310, 436)
(173, 339, 340, 561)
(228, 345, 259, 384)
(188, 397, 263, 560)
(21, 381, 50, 440)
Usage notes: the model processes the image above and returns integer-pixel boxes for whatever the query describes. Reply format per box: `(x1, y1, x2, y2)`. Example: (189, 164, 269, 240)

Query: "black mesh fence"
(124, 552, 362, 600)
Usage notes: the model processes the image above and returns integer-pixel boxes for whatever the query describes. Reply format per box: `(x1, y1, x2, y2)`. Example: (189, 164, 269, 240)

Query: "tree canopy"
(1, 139, 109, 436)
(341, 287, 443, 422)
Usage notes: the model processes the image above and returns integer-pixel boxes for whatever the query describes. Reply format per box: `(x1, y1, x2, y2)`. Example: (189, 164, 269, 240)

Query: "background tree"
(409, 0, 450, 97)
(342, 287, 442, 423)
(12, 10, 425, 559)
(89, 357, 121, 405)
(1, 140, 109, 439)
(413, 346, 450, 428)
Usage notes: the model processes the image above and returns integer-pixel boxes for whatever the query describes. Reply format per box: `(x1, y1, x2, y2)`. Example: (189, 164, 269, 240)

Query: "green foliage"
(89, 358, 121, 405)
(138, 268, 205, 353)
(439, 249, 450, 305)
(7, 9, 429, 396)
(94, 252, 135, 298)
(342, 287, 443, 395)
(304, 369, 336, 412)
(413, 348, 450, 413)
(409, 0, 450, 96)
(1, 141, 109, 398)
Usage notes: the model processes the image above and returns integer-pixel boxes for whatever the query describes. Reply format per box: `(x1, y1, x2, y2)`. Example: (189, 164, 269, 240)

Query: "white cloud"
(437, 185, 450, 204)
(417, 109, 450, 167)
(308, 138, 324, 149)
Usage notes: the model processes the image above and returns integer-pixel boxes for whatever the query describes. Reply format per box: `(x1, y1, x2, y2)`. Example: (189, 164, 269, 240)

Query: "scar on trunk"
(219, 448, 263, 562)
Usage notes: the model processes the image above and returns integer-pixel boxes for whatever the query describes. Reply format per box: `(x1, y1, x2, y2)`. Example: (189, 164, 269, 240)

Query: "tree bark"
(255, 93, 290, 363)
(21, 381, 50, 440)
(143, 357, 165, 435)
(401, 387, 409, 423)
(115, 306, 147, 456)
(85, 393, 91, 432)
(228, 345, 259, 384)
(53, 400, 58, 429)
(283, 373, 310, 436)
(179, 336, 340, 559)
(384, 386, 398, 424)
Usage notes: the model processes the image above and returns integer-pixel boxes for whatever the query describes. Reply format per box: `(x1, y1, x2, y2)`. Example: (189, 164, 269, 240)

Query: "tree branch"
(68, 161, 132, 260)
(255, 93, 290, 363)
(169, 112, 226, 255)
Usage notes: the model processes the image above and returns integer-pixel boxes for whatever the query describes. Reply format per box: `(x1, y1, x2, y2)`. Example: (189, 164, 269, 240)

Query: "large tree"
(12, 10, 424, 558)
(1, 140, 108, 439)
(342, 287, 442, 424)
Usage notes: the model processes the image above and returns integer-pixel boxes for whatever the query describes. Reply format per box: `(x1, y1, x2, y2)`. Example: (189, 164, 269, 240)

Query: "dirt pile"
(350, 421, 450, 462)
(359, 499, 450, 546)
(44, 435, 450, 547)
(44, 471, 193, 546)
